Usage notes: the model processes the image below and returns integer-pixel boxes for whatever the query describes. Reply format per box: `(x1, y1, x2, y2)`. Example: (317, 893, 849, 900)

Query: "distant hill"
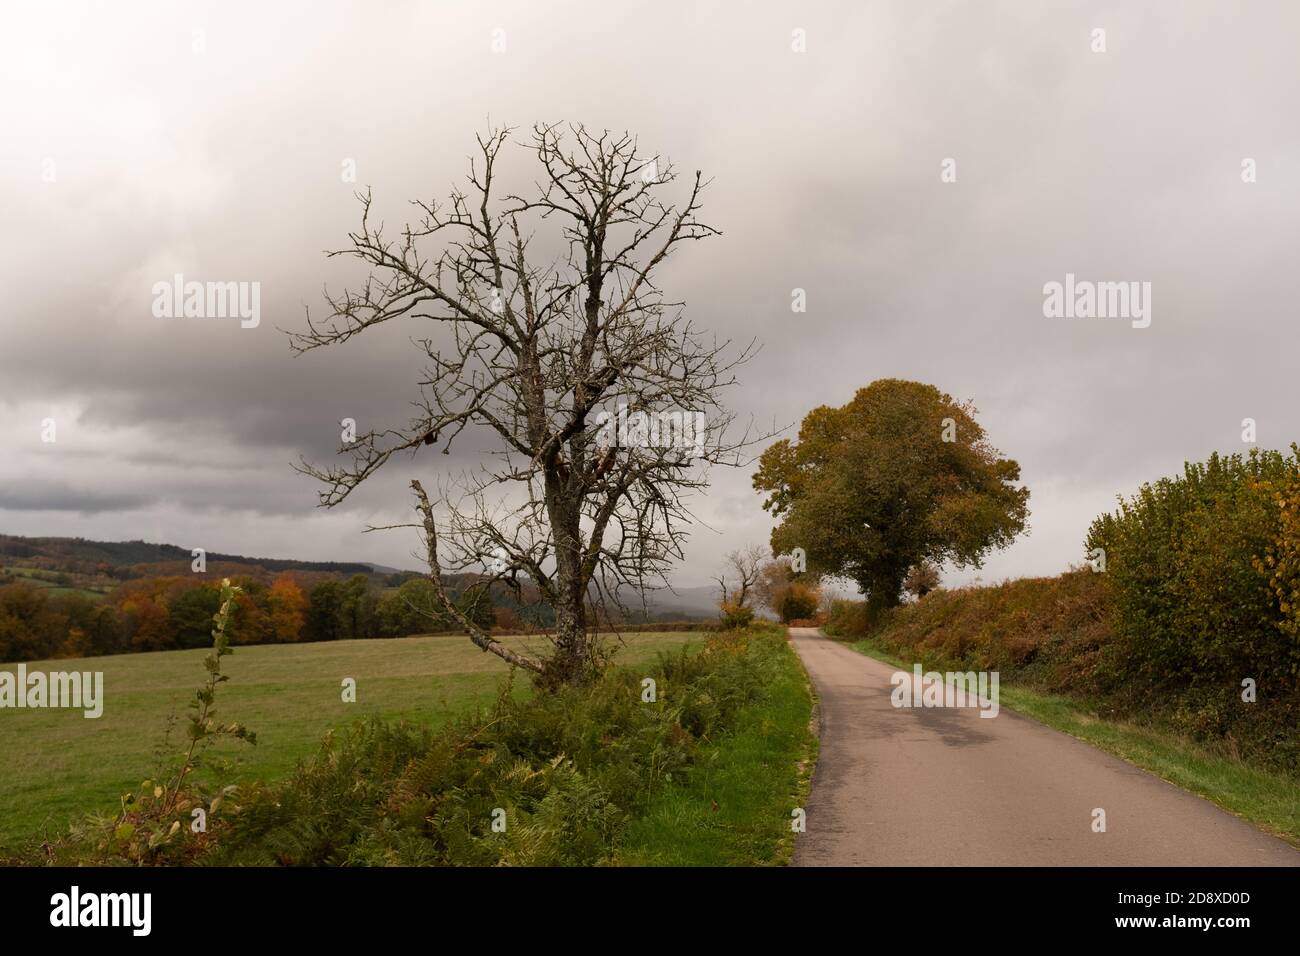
(611, 583, 721, 619)
(0, 533, 719, 620)
(0, 533, 379, 578)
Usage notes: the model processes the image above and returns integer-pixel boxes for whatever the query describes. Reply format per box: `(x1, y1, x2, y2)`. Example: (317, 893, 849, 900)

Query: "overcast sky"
(2, 0, 1297, 590)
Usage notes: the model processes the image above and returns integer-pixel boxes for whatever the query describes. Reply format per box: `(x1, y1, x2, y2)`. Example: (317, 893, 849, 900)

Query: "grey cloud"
(0, 486, 151, 514)
(1, 1, 1297, 585)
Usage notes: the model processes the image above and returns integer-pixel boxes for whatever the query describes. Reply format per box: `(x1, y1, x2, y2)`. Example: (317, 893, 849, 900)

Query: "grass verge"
(612, 629, 816, 865)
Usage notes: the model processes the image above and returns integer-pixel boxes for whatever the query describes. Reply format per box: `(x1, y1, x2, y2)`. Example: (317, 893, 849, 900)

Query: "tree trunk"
(549, 598, 588, 687)
(861, 569, 904, 626)
(546, 508, 590, 687)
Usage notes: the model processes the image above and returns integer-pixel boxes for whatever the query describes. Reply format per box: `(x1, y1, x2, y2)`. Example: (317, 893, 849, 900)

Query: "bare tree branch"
(293, 123, 767, 684)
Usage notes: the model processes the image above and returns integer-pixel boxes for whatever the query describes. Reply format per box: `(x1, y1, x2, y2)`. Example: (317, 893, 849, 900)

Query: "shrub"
(825, 598, 870, 637)
(1255, 473, 1300, 672)
(775, 582, 820, 624)
(718, 601, 754, 630)
(1085, 447, 1300, 693)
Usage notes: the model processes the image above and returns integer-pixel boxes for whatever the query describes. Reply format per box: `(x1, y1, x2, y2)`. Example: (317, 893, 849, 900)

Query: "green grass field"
(0, 631, 698, 847)
(0, 565, 112, 599)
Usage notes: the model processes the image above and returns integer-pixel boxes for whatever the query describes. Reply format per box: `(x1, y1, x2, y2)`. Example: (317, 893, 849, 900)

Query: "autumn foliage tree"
(752, 555, 822, 623)
(266, 576, 308, 643)
(774, 581, 820, 623)
(904, 561, 942, 599)
(115, 582, 174, 652)
(754, 379, 1029, 619)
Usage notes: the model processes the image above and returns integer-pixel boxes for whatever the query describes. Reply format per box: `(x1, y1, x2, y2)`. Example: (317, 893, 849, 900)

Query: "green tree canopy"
(337, 574, 378, 641)
(753, 379, 1029, 614)
(169, 584, 221, 649)
(377, 577, 449, 636)
(306, 580, 344, 642)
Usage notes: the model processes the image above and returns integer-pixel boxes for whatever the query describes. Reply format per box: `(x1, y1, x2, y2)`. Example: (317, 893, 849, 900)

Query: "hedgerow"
(1085, 447, 1300, 695)
(824, 448, 1300, 774)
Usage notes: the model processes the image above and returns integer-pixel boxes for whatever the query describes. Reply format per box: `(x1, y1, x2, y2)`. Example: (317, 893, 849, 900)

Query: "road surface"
(788, 627, 1299, 866)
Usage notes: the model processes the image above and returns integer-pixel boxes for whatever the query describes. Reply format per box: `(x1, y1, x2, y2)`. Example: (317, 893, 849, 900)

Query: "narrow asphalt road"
(789, 628, 1300, 866)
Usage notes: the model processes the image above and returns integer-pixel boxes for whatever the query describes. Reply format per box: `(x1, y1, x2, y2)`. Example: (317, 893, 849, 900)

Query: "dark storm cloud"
(2, 0, 1297, 583)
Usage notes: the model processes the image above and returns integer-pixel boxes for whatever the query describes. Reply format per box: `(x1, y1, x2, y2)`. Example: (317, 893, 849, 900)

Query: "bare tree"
(715, 543, 765, 607)
(293, 123, 758, 686)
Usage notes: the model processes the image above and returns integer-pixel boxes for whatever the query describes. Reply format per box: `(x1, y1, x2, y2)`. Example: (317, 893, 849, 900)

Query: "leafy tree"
(59, 626, 92, 658)
(266, 576, 308, 643)
(377, 577, 447, 636)
(0, 582, 57, 661)
(306, 580, 344, 642)
(229, 578, 273, 645)
(1258, 471, 1300, 669)
(775, 581, 820, 623)
(754, 379, 1028, 618)
(753, 558, 785, 613)
(375, 590, 405, 637)
(114, 581, 175, 652)
(169, 584, 222, 649)
(79, 601, 122, 656)
(753, 555, 822, 619)
(58, 591, 115, 656)
(493, 605, 521, 631)
(455, 586, 497, 633)
(337, 574, 377, 641)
